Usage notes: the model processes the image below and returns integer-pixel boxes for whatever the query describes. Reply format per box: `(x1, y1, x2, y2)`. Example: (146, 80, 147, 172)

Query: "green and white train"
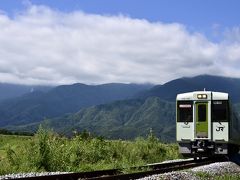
(176, 91, 240, 158)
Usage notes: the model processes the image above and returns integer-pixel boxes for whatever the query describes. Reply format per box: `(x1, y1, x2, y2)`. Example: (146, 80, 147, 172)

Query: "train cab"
(176, 91, 235, 157)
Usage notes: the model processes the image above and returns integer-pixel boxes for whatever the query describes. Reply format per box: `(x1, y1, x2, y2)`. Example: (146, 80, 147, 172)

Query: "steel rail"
(16, 157, 227, 180)
(88, 157, 224, 180)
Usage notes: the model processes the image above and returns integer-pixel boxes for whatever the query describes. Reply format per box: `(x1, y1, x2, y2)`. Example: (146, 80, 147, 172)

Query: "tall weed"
(0, 128, 180, 175)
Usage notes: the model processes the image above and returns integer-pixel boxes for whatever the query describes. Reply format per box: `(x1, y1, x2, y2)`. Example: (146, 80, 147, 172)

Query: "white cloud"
(0, 5, 240, 85)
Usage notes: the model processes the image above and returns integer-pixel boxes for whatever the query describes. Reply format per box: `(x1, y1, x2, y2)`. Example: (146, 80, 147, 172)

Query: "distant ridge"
(8, 97, 176, 142)
(137, 75, 240, 102)
(2, 75, 240, 141)
(0, 83, 52, 101)
(0, 83, 152, 126)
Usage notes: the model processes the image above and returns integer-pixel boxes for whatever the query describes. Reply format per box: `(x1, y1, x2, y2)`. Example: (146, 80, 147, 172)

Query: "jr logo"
(216, 126, 224, 131)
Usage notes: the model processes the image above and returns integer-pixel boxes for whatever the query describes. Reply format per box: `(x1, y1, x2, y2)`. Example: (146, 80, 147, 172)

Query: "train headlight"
(202, 94, 207, 99)
(197, 94, 207, 99)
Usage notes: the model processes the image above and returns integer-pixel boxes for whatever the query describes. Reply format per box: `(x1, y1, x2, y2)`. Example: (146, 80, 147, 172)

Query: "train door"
(195, 102, 208, 138)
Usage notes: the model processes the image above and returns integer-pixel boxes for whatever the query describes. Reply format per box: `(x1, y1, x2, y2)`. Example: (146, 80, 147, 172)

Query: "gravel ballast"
(0, 172, 70, 180)
(1, 161, 240, 179)
(138, 161, 240, 180)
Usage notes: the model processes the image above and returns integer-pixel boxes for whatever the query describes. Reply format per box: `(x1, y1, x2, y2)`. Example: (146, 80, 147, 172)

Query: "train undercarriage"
(179, 140, 239, 159)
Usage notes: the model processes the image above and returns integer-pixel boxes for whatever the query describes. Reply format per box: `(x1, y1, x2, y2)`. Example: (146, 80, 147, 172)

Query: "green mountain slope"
(2, 75, 240, 142)
(15, 97, 176, 142)
(0, 83, 152, 126)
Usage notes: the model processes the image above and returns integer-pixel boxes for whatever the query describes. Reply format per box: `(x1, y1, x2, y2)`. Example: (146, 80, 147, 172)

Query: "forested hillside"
(8, 97, 176, 142)
(2, 75, 240, 142)
(0, 83, 152, 126)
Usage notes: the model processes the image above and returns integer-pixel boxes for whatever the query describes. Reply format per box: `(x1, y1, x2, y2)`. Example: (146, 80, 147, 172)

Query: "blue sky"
(0, 0, 239, 85)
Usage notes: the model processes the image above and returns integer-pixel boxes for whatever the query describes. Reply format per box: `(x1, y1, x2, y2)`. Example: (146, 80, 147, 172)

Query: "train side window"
(212, 100, 229, 122)
(177, 101, 193, 122)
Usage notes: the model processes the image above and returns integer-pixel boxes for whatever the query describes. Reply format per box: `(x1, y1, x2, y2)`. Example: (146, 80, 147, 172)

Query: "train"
(176, 91, 240, 158)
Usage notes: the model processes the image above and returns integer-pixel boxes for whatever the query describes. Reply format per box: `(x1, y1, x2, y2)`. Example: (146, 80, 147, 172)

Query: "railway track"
(16, 157, 227, 180)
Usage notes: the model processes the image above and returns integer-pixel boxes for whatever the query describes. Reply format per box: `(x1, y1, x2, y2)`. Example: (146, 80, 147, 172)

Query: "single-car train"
(176, 91, 240, 158)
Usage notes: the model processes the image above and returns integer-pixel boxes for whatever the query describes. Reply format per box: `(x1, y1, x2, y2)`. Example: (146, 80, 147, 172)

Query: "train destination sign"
(179, 104, 191, 108)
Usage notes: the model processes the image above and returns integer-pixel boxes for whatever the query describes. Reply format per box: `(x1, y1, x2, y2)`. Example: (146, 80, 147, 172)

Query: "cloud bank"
(0, 5, 240, 85)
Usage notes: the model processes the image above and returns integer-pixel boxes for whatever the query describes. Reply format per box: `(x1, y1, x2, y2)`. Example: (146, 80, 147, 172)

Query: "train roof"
(176, 91, 228, 101)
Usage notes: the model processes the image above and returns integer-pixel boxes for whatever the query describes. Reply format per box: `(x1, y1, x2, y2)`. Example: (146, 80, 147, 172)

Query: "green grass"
(0, 127, 180, 175)
(0, 135, 31, 159)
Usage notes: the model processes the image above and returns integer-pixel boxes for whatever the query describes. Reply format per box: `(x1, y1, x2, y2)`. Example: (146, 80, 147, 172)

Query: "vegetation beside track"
(0, 126, 180, 175)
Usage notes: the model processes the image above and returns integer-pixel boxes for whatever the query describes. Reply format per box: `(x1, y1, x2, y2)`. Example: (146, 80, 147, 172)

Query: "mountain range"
(0, 83, 152, 126)
(10, 97, 176, 141)
(137, 75, 240, 102)
(0, 83, 52, 102)
(1, 75, 240, 141)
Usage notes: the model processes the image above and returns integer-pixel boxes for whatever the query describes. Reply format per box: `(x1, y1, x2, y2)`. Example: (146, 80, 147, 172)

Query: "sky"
(0, 0, 240, 85)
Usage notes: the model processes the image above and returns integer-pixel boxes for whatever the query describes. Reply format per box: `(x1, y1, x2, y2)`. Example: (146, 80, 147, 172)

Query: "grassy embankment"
(0, 126, 180, 175)
(1, 130, 240, 179)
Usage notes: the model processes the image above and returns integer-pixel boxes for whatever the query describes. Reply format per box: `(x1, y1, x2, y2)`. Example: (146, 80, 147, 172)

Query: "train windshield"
(212, 100, 229, 122)
(177, 101, 193, 122)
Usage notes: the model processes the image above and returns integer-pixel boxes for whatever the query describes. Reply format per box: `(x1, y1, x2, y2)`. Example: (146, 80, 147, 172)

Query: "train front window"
(177, 101, 193, 122)
(212, 100, 229, 122)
